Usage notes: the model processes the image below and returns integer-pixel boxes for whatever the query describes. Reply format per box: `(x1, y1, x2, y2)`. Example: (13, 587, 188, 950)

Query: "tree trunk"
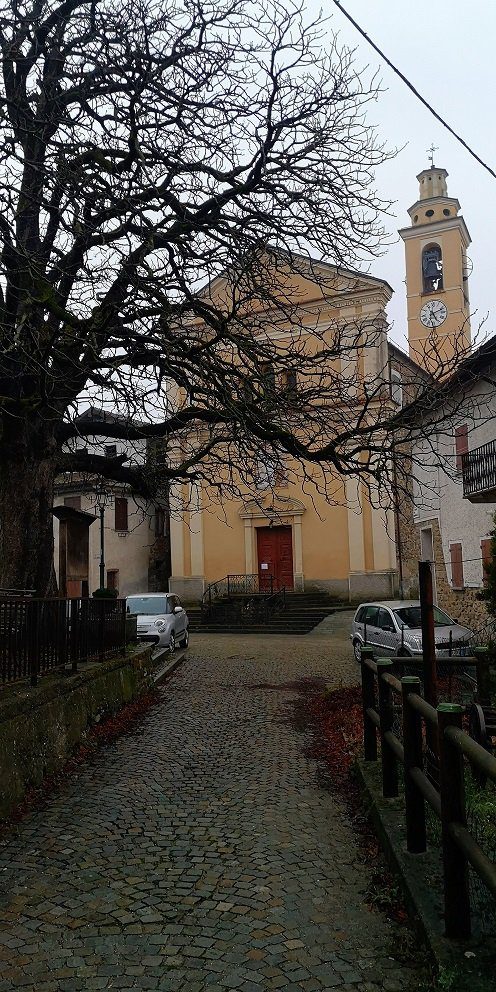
(0, 428, 58, 596)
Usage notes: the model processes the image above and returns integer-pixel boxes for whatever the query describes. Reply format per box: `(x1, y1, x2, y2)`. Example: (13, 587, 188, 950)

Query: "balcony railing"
(462, 440, 496, 502)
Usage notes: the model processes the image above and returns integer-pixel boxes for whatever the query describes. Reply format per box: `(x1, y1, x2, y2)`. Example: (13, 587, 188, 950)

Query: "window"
(393, 606, 453, 628)
(106, 569, 119, 592)
(481, 539, 492, 587)
(127, 595, 168, 615)
(64, 496, 81, 510)
(450, 543, 464, 590)
(422, 243, 443, 293)
(359, 606, 379, 626)
(390, 370, 403, 407)
(455, 425, 469, 473)
(254, 457, 277, 490)
(282, 370, 297, 398)
(259, 363, 275, 397)
(377, 608, 394, 631)
(105, 444, 117, 459)
(114, 497, 128, 531)
(420, 527, 434, 562)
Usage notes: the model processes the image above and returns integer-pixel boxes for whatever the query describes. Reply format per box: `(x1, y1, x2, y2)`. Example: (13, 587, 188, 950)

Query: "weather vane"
(427, 143, 438, 168)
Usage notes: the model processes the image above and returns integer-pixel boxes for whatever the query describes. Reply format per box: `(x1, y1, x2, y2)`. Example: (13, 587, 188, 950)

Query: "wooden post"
(418, 560, 438, 711)
(473, 647, 491, 708)
(377, 659, 398, 798)
(402, 676, 426, 853)
(361, 647, 377, 762)
(438, 703, 471, 939)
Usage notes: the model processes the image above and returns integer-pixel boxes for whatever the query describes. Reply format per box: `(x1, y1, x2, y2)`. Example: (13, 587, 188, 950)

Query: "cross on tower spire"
(427, 143, 438, 168)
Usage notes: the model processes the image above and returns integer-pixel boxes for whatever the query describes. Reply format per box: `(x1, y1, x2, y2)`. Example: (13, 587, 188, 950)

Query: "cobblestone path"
(0, 625, 424, 991)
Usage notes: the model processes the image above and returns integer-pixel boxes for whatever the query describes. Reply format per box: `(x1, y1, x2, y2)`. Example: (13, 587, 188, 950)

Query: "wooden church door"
(257, 526, 294, 590)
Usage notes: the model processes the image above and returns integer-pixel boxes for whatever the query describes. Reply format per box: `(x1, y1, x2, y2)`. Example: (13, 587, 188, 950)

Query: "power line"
(332, 1, 496, 182)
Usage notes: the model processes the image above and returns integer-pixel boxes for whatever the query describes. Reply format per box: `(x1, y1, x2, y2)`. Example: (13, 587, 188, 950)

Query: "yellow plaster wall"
(202, 501, 246, 581)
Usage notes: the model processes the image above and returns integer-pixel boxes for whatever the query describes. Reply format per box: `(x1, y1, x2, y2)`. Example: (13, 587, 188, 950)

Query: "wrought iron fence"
(0, 597, 127, 687)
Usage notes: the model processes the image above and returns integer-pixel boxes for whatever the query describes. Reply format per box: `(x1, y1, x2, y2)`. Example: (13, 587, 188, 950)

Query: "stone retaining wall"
(0, 645, 154, 820)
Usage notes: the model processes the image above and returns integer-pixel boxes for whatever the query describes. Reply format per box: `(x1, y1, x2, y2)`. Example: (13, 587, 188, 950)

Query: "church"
(167, 161, 473, 606)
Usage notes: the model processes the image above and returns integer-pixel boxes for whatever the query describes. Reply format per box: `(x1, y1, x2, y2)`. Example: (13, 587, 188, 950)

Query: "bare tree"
(0, 0, 473, 594)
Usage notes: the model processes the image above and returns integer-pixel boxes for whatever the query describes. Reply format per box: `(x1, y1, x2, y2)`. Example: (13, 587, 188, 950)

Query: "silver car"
(350, 600, 472, 662)
(127, 593, 189, 653)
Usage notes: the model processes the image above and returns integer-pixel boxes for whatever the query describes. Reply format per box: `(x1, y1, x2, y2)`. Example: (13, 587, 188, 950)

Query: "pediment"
(203, 252, 392, 312)
(239, 495, 306, 519)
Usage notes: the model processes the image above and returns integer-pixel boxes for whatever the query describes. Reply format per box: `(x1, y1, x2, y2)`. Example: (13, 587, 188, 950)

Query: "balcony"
(462, 439, 496, 503)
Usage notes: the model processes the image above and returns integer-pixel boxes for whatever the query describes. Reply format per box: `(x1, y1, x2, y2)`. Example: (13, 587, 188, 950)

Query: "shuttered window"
(455, 425, 468, 473)
(114, 497, 128, 531)
(481, 539, 492, 587)
(450, 543, 464, 589)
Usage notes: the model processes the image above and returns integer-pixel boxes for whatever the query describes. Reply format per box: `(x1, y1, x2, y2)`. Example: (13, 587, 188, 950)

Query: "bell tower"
(399, 157, 471, 373)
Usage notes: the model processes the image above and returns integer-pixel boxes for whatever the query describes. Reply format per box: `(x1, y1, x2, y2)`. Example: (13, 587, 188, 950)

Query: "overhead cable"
(332, 1, 496, 182)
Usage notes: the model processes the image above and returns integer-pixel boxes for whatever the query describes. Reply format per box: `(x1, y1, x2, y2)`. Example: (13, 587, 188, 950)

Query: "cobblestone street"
(0, 615, 425, 991)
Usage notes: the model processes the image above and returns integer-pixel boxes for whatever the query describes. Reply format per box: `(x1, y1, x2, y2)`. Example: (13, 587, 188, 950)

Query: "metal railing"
(201, 574, 286, 625)
(361, 647, 496, 939)
(462, 439, 496, 499)
(202, 573, 279, 605)
(0, 597, 127, 688)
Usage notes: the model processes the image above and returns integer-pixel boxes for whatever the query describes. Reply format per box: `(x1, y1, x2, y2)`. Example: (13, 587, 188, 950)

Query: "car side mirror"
(174, 606, 182, 614)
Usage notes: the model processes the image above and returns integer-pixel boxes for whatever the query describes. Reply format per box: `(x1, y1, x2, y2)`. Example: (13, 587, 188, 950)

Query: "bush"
(92, 587, 119, 599)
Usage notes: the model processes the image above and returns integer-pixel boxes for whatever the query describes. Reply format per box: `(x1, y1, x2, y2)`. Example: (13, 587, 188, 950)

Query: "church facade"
(169, 262, 400, 604)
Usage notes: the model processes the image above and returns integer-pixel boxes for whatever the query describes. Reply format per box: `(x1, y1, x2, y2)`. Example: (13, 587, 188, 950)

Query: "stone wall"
(0, 645, 154, 821)
(415, 517, 489, 633)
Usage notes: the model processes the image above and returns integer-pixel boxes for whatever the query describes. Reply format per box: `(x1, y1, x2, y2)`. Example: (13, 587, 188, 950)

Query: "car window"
(355, 606, 365, 622)
(393, 605, 453, 629)
(433, 607, 453, 626)
(127, 596, 168, 615)
(377, 608, 394, 631)
(362, 606, 379, 626)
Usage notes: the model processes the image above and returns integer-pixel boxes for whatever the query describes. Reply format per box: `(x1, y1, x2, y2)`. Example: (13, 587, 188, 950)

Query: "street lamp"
(94, 486, 111, 590)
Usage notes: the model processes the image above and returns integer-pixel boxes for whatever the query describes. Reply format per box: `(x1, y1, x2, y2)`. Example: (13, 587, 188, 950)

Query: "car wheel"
(169, 631, 176, 655)
(180, 629, 189, 649)
(353, 639, 362, 663)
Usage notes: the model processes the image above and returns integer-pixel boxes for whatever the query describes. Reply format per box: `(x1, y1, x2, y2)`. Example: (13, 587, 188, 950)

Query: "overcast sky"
(312, 0, 496, 351)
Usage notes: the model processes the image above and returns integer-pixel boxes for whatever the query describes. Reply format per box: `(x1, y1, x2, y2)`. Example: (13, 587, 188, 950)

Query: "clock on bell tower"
(399, 160, 471, 374)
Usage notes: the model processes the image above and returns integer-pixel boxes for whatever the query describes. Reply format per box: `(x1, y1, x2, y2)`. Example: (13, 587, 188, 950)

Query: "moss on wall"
(0, 645, 154, 820)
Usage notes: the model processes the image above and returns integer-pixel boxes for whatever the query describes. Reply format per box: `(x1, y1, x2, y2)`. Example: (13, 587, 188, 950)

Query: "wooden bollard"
(377, 659, 398, 798)
(361, 647, 377, 762)
(402, 676, 426, 853)
(438, 703, 471, 939)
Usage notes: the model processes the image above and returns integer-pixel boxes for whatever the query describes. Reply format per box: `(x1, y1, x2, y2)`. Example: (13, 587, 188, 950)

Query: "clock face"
(419, 299, 448, 328)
